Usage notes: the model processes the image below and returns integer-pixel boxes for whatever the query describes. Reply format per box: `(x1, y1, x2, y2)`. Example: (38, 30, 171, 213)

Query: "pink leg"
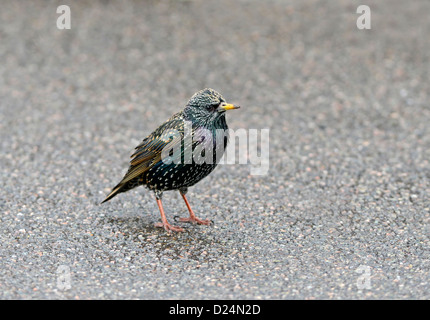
(178, 193, 211, 225)
(154, 199, 185, 232)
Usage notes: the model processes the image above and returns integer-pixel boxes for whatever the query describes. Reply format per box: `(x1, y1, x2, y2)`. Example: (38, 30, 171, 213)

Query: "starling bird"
(102, 88, 240, 232)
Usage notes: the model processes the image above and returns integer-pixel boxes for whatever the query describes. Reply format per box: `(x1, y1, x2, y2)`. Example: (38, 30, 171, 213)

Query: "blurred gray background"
(0, 0, 429, 299)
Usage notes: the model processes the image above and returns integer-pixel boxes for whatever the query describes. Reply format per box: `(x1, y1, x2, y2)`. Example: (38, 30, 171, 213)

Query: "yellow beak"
(219, 103, 240, 111)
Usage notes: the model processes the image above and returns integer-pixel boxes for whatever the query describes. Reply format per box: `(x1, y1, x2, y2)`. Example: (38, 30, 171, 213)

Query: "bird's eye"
(208, 102, 220, 110)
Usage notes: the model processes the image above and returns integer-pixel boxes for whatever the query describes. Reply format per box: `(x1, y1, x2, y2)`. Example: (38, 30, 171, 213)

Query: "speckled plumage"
(102, 88, 240, 232)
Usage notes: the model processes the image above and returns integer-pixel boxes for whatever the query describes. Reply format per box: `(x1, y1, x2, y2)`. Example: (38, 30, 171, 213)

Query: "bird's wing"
(101, 113, 189, 203)
(118, 117, 185, 185)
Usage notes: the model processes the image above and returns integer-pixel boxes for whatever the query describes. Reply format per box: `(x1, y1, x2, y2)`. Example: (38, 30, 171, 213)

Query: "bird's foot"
(176, 215, 211, 225)
(154, 222, 185, 233)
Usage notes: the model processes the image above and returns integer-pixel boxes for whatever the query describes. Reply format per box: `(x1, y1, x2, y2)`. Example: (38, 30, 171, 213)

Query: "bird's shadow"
(102, 213, 230, 263)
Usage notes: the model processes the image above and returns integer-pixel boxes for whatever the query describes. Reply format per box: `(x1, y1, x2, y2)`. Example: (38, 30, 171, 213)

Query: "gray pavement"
(0, 0, 429, 299)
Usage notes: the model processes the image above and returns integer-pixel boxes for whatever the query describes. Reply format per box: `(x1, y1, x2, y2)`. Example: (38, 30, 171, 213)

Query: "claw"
(154, 221, 185, 233)
(178, 216, 211, 225)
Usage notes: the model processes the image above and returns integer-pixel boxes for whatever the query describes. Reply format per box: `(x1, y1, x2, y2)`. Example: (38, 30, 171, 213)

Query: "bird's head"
(184, 88, 240, 125)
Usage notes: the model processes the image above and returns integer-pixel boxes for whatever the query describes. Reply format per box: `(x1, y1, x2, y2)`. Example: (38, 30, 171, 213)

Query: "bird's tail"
(100, 183, 124, 204)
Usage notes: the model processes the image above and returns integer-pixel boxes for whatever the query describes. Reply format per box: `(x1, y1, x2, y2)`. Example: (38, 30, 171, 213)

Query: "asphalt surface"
(0, 0, 429, 299)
